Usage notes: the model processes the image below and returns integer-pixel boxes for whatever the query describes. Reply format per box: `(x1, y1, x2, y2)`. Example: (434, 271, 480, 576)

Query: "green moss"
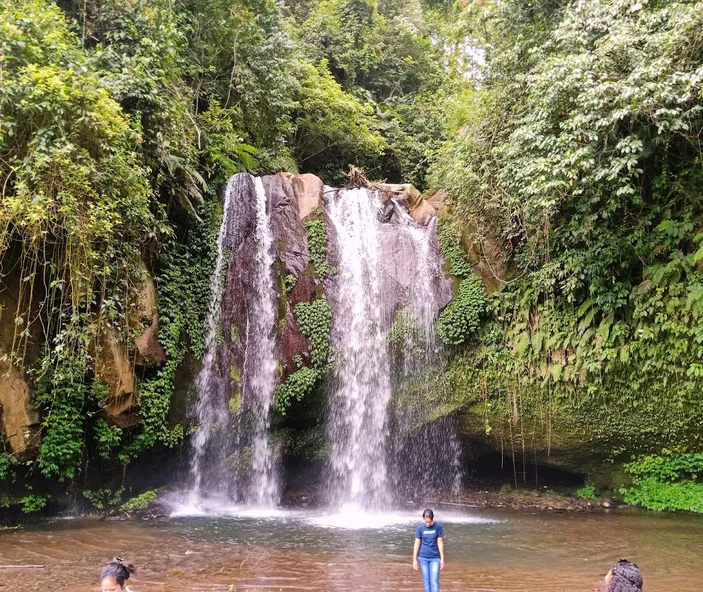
(121, 490, 158, 511)
(228, 393, 242, 414)
(389, 307, 414, 347)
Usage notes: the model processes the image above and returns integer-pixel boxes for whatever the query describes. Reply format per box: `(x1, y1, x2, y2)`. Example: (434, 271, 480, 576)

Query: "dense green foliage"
(275, 366, 320, 416)
(576, 484, 597, 500)
(437, 275, 487, 346)
(621, 452, 703, 512)
(294, 300, 333, 368)
(305, 218, 336, 278)
(275, 299, 333, 415)
(3, 0, 703, 515)
(121, 489, 158, 510)
(429, 0, 703, 508)
(0, 0, 461, 503)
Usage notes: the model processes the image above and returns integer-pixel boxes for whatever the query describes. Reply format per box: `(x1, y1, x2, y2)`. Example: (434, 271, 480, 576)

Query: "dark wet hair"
(422, 509, 434, 519)
(605, 559, 642, 592)
(100, 558, 136, 586)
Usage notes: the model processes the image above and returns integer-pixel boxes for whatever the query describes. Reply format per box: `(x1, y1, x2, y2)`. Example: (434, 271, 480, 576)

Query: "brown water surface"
(1, 507, 702, 592)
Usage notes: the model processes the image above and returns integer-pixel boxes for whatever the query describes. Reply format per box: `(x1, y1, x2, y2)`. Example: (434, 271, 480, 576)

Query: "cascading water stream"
(326, 188, 393, 508)
(189, 180, 236, 500)
(391, 208, 464, 497)
(185, 174, 457, 514)
(243, 177, 280, 506)
(187, 174, 279, 507)
(324, 187, 462, 508)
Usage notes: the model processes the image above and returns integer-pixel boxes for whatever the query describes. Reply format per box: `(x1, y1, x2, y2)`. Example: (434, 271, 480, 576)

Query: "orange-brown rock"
(93, 328, 139, 428)
(426, 189, 445, 215)
(0, 360, 41, 456)
(293, 174, 324, 221)
(409, 199, 436, 226)
(0, 277, 41, 457)
(462, 226, 507, 292)
(376, 183, 436, 226)
(132, 264, 166, 365)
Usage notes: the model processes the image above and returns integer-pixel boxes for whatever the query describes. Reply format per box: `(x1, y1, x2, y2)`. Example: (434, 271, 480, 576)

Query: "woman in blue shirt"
(412, 509, 445, 592)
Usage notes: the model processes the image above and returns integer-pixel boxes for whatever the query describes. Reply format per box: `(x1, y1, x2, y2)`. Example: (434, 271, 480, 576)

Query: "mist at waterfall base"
(174, 174, 462, 524)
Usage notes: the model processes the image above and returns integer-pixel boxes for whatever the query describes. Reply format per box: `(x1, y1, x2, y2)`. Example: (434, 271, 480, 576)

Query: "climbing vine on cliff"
(438, 219, 472, 279)
(305, 218, 335, 279)
(129, 199, 219, 455)
(275, 299, 333, 415)
(437, 275, 487, 346)
(294, 300, 333, 368)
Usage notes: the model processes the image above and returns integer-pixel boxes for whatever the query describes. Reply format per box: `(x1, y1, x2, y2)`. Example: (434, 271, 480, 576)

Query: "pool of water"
(1, 505, 702, 591)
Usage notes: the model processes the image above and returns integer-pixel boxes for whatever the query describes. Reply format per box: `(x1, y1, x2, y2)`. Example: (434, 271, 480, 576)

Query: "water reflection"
(1, 507, 702, 591)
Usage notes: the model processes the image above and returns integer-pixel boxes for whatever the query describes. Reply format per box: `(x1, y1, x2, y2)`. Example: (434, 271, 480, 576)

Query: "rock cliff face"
(93, 263, 167, 429)
(0, 171, 450, 480)
(0, 271, 41, 457)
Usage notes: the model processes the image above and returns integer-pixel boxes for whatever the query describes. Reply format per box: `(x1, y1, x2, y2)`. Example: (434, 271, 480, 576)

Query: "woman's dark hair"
(100, 558, 136, 586)
(422, 509, 434, 519)
(605, 559, 642, 592)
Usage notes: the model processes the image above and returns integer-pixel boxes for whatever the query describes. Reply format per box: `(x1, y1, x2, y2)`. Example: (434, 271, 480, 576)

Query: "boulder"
(409, 199, 436, 226)
(377, 183, 423, 209)
(134, 326, 166, 366)
(462, 226, 507, 292)
(376, 183, 436, 226)
(289, 274, 316, 307)
(293, 174, 324, 221)
(0, 361, 40, 456)
(280, 308, 310, 378)
(379, 227, 419, 289)
(94, 328, 139, 428)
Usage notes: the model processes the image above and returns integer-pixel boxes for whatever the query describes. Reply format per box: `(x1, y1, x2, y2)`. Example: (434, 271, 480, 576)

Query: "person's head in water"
(601, 559, 642, 592)
(100, 558, 136, 592)
(422, 509, 434, 527)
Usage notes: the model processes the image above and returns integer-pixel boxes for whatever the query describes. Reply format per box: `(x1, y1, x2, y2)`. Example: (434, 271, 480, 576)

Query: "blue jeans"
(418, 556, 440, 592)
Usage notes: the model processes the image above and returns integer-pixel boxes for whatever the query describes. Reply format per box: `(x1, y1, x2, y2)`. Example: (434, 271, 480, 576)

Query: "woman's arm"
(412, 538, 420, 570)
(438, 537, 444, 570)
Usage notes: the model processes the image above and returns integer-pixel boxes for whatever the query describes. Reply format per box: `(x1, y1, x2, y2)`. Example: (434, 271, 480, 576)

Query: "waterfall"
(187, 174, 279, 507)
(326, 188, 393, 508)
(324, 188, 460, 508)
(189, 178, 236, 499)
(185, 173, 459, 513)
(243, 177, 279, 506)
(390, 210, 464, 498)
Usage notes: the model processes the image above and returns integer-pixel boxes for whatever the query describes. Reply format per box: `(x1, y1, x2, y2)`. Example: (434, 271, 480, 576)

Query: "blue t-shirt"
(415, 521, 445, 559)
